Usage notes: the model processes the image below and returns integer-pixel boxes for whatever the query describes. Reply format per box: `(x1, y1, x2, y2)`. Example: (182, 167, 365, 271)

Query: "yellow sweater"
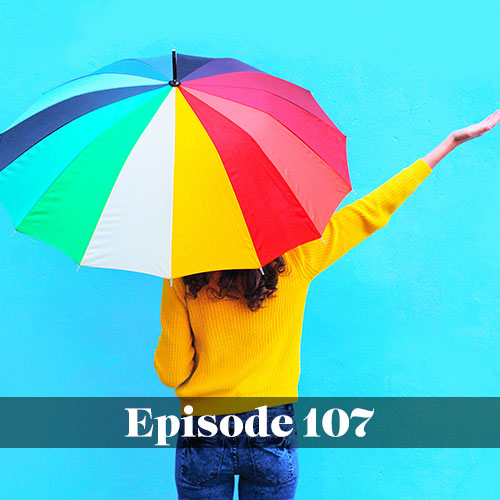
(154, 158, 433, 415)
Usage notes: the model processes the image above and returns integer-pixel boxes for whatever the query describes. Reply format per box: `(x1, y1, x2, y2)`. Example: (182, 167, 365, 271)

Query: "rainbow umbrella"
(0, 50, 351, 279)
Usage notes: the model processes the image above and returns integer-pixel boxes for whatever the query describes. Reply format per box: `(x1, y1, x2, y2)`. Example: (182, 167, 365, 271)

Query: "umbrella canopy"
(0, 50, 351, 279)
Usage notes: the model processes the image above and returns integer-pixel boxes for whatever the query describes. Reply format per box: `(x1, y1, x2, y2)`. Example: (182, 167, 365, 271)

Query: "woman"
(154, 110, 500, 499)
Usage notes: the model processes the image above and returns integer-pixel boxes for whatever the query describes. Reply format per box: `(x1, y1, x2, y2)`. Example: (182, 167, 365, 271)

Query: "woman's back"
(159, 249, 311, 415)
(154, 158, 433, 416)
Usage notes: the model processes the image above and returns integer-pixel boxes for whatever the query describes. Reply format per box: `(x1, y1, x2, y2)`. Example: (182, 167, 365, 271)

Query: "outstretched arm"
(294, 110, 500, 280)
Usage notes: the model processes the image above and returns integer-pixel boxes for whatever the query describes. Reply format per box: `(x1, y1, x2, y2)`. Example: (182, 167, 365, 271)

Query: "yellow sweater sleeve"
(294, 158, 433, 280)
(154, 279, 196, 389)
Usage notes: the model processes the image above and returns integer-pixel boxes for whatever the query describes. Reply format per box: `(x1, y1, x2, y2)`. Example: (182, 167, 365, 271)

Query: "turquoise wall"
(1, 0, 499, 498)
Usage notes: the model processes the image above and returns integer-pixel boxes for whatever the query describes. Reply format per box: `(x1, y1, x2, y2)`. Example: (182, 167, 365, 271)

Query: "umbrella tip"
(169, 49, 181, 87)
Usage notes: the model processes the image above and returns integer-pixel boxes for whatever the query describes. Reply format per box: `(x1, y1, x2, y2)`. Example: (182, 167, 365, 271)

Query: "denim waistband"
(223, 402, 294, 419)
(264, 403, 294, 415)
(183, 402, 294, 423)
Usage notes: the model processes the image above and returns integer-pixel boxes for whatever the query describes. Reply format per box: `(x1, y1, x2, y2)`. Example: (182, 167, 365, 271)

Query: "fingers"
(482, 109, 500, 129)
(488, 109, 500, 127)
(474, 110, 500, 133)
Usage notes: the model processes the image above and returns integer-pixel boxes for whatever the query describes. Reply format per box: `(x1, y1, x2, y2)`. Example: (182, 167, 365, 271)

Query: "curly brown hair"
(181, 256, 289, 311)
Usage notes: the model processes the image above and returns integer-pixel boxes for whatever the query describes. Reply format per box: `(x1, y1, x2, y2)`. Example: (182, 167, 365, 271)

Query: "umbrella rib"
(13, 88, 170, 232)
(104, 58, 172, 80)
(180, 88, 324, 238)
(5, 77, 170, 133)
(181, 86, 350, 189)
(80, 90, 176, 276)
(179, 59, 218, 82)
(43, 65, 169, 95)
(0, 84, 168, 170)
(183, 81, 343, 134)
(181, 60, 265, 82)
(186, 70, 310, 93)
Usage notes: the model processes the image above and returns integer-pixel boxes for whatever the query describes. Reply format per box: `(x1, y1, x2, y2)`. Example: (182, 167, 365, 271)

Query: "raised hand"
(450, 109, 500, 145)
(423, 109, 500, 169)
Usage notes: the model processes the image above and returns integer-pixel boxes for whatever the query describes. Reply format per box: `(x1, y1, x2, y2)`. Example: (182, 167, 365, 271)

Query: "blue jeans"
(175, 403, 299, 499)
